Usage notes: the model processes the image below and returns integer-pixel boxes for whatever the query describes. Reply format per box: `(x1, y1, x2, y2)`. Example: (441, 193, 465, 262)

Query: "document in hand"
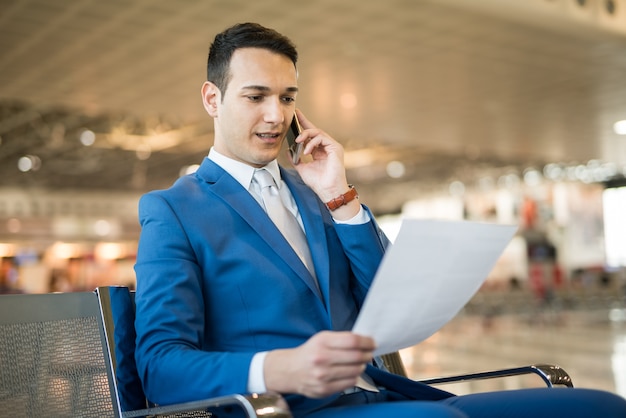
(352, 219, 518, 356)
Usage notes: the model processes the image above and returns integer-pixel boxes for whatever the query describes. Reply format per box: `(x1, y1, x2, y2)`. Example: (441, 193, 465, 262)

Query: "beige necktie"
(254, 169, 316, 277)
(254, 169, 377, 393)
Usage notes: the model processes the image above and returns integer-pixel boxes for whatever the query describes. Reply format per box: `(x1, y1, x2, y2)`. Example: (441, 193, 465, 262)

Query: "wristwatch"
(325, 185, 358, 211)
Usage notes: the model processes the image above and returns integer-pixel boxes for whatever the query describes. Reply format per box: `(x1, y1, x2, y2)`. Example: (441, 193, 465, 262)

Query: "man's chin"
(254, 147, 282, 164)
(249, 153, 279, 168)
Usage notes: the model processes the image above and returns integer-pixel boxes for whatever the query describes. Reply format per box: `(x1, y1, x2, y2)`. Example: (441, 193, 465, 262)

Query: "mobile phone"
(286, 114, 303, 164)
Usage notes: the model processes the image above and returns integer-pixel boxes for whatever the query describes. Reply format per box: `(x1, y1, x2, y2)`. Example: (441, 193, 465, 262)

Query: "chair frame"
(380, 351, 573, 388)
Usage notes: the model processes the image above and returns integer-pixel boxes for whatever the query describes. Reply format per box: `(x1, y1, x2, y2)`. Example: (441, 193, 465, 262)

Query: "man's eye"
(282, 96, 296, 104)
(247, 95, 263, 102)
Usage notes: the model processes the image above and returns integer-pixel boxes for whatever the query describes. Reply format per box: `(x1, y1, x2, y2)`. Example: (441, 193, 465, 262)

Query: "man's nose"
(263, 97, 284, 124)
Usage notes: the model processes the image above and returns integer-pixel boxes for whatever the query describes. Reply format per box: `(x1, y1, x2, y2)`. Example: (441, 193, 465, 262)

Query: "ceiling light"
(386, 161, 405, 178)
(575, 165, 592, 183)
(80, 129, 96, 146)
(523, 168, 542, 187)
(497, 174, 520, 189)
(449, 181, 465, 197)
(93, 219, 112, 237)
(614, 120, 626, 135)
(17, 155, 41, 172)
(478, 176, 495, 191)
(543, 163, 564, 181)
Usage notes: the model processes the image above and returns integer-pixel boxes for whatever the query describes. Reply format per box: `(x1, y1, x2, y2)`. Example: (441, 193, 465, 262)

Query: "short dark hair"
(207, 22, 298, 96)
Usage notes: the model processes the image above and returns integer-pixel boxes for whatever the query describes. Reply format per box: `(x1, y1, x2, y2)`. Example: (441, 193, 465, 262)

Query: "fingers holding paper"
(263, 331, 376, 398)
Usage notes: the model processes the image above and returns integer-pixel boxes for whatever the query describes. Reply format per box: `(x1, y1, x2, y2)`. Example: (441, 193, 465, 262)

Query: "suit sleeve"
(333, 205, 390, 304)
(133, 192, 254, 405)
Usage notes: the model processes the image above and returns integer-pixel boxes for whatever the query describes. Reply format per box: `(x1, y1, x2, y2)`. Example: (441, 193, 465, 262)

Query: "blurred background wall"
(1, 0, 625, 297)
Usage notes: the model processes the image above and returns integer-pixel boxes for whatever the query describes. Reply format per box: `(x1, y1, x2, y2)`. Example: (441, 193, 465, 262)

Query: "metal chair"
(0, 291, 115, 417)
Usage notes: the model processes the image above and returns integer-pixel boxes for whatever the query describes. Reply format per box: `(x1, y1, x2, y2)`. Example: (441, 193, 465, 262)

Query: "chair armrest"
(121, 391, 292, 418)
(417, 364, 574, 388)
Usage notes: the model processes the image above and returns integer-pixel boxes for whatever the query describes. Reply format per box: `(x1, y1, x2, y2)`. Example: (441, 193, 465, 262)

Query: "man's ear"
(201, 81, 220, 117)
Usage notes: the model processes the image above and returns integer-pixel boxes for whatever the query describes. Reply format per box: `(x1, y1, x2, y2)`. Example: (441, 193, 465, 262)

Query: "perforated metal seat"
(0, 292, 115, 417)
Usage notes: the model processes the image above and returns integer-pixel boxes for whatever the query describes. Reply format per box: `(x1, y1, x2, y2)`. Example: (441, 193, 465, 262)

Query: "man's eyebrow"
(241, 85, 299, 93)
(241, 85, 270, 92)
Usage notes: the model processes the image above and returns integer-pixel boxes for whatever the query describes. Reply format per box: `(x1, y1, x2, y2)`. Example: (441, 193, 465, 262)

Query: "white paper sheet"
(352, 219, 517, 356)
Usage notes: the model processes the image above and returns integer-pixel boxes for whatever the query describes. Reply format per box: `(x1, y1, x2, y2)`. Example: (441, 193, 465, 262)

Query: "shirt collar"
(208, 147, 282, 190)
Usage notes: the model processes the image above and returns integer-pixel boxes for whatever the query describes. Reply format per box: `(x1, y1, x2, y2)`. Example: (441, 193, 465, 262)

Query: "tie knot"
(255, 169, 276, 189)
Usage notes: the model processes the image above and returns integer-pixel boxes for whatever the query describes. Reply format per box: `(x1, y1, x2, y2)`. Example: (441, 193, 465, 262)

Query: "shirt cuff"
(247, 351, 268, 393)
(332, 205, 370, 225)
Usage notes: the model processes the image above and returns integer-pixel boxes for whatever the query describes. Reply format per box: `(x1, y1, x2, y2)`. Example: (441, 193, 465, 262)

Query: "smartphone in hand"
(286, 114, 303, 164)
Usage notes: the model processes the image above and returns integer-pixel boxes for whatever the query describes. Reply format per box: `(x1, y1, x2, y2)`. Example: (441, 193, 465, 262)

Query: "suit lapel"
(196, 159, 324, 301)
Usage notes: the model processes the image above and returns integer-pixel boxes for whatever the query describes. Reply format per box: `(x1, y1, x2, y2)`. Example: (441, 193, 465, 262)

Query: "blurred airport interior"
(0, 0, 625, 399)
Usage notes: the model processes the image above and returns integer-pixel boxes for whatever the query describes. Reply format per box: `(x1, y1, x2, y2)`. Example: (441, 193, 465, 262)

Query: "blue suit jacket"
(134, 158, 450, 415)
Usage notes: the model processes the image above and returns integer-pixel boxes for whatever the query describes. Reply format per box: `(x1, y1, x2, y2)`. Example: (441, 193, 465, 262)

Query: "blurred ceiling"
(1, 0, 626, 214)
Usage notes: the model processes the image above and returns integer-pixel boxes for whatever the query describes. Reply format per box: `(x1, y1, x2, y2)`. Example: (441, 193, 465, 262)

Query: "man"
(134, 22, 626, 417)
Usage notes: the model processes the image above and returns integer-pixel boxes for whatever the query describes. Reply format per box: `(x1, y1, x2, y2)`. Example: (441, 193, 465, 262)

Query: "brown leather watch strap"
(325, 185, 358, 211)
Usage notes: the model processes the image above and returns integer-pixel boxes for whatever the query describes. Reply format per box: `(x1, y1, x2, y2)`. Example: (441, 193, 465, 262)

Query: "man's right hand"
(263, 331, 376, 398)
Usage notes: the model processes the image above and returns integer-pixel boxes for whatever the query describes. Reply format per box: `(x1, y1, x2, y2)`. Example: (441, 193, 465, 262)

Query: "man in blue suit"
(134, 22, 626, 417)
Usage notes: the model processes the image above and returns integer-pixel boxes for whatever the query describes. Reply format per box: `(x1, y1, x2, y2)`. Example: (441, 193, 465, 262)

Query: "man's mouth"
(256, 132, 281, 141)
